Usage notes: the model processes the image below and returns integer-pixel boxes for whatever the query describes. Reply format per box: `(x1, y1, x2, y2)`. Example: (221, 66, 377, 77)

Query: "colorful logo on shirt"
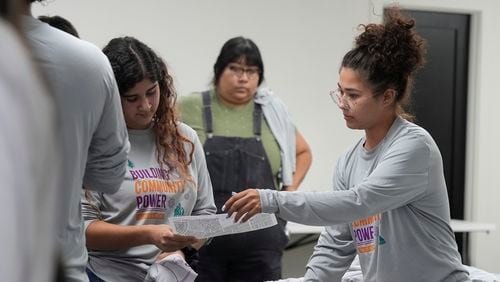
(174, 203, 185, 216)
(130, 167, 186, 220)
(379, 235, 386, 245)
(128, 159, 135, 169)
(352, 214, 381, 254)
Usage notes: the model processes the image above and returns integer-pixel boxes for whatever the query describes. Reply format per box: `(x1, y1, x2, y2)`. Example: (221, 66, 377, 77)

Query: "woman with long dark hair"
(82, 37, 216, 282)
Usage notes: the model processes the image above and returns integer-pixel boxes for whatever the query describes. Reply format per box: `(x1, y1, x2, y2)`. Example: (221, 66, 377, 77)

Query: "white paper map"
(169, 213, 277, 239)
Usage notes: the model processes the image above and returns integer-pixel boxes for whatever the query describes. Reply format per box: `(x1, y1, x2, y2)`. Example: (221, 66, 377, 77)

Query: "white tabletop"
(287, 219, 496, 235)
(449, 219, 496, 233)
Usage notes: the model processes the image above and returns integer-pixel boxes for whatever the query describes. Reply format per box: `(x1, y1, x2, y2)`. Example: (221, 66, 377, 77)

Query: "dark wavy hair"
(38, 15, 79, 38)
(341, 7, 426, 120)
(213, 36, 265, 86)
(103, 36, 194, 179)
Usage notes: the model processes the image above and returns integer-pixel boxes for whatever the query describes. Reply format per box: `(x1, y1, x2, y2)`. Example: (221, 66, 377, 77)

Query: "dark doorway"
(385, 9, 470, 260)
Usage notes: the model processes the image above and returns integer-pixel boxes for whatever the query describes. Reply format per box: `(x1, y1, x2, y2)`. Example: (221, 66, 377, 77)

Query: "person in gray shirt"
(224, 8, 469, 282)
(83, 37, 216, 282)
(23, 1, 129, 281)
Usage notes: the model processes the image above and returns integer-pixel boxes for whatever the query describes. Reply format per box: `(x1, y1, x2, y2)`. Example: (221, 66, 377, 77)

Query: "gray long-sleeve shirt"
(24, 16, 129, 282)
(259, 117, 469, 282)
(83, 123, 216, 282)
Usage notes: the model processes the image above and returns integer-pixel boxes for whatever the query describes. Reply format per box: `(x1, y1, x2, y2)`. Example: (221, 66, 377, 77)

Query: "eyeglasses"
(329, 88, 357, 112)
(227, 64, 260, 79)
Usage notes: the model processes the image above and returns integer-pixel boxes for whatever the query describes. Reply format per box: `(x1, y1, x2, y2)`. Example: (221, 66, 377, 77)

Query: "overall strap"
(253, 103, 263, 137)
(201, 91, 213, 137)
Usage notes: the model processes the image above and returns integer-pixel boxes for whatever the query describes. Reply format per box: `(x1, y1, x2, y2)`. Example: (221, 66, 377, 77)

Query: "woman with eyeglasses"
(82, 36, 216, 282)
(179, 36, 312, 281)
(223, 9, 469, 282)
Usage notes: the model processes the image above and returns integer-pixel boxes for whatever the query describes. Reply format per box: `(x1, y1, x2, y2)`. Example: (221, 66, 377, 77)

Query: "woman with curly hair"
(82, 36, 216, 282)
(224, 8, 469, 281)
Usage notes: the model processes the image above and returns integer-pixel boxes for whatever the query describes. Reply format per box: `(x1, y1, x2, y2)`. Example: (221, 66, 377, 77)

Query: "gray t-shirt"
(82, 123, 216, 282)
(23, 16, 130, 282)
(259, 117, 469, 281)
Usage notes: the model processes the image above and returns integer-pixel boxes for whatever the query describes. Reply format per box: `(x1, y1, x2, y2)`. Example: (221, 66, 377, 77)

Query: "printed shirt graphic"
(352, 214, 382, 254)
(82, 128, 197, 230)
(129, 159, 189, 220)
(82, 124, 217, 282)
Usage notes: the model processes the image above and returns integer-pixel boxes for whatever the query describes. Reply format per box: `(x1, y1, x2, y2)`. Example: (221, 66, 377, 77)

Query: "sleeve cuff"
(258, 189, 279, 214)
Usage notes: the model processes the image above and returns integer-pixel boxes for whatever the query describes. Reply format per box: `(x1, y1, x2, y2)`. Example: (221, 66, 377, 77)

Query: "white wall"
(33, 0, 500, 274)
(33, 0, 368, 195)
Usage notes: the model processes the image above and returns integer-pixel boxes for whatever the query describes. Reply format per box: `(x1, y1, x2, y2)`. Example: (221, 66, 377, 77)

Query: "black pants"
(195, 219, 288, 282)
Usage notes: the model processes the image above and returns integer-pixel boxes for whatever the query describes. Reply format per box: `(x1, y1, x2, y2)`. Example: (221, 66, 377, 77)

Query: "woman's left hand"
(223, 189, 262, 222)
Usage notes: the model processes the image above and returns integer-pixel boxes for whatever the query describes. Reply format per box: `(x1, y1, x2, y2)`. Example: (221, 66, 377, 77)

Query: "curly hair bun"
(355, 7, 426, 79)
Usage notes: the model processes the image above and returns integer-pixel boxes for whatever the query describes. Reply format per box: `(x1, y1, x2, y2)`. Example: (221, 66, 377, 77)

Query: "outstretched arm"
(226, 134, 431, 224)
